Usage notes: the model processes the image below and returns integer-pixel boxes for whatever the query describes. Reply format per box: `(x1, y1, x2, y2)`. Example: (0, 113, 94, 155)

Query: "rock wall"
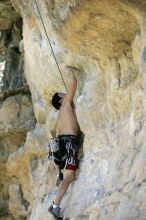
(0, 94, 36, 220)
(1, 0, 146, 220)
(0, 1, 36, 219)
(1, 17, 27, 92)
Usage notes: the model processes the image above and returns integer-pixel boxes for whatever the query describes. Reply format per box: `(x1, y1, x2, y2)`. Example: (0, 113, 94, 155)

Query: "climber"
(48, 66, 80, 219)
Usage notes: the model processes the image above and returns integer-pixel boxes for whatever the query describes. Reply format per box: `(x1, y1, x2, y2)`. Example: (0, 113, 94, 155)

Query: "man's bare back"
(57, 101, 80, 136)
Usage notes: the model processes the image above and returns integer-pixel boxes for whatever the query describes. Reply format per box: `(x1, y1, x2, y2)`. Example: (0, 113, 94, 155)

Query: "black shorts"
(54, 134, 79, 170)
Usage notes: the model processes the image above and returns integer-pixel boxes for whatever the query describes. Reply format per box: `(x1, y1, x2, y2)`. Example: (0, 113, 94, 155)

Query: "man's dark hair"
(51, 93, 62, 110)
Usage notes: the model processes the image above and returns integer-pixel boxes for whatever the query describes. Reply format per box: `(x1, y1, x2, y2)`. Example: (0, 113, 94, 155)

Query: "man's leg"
(54, 169, 75, 206)
(56, 165, 63, 186)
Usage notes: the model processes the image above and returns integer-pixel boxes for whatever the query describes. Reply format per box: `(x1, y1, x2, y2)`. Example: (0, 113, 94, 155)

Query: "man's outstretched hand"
(65, 65, 79, 82)
(65, 65, 79, 73)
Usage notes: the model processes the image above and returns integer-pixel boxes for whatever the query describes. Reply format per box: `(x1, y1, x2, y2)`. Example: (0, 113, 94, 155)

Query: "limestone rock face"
(1, 17, 27, 92)
(0, 94, 36, 133)
(0, 94, 36, 219)
(0, 0, 20, 66)
(0, 0, 26, 92)
(0, 2, 35, 219)
(0, 0, 19, 30)
(1, 0, 146, 220)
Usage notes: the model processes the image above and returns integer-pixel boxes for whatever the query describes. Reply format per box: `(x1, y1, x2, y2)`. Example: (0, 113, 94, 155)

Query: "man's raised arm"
(64, 66, 78, 103)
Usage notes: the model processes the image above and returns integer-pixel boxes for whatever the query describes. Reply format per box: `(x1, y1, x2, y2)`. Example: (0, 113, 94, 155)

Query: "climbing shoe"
(48, 205, 62, 219)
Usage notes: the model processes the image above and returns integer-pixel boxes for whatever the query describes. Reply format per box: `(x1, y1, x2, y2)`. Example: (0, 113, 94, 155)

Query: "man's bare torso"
(57, 102, 79, 136)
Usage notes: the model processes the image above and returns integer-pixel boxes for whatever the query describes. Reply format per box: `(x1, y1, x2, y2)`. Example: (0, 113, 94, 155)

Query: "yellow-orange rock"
(1, 0, 146, 220)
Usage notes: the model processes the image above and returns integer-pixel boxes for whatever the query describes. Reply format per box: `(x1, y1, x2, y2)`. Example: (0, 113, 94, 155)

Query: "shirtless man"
(48, 66, 80, 219)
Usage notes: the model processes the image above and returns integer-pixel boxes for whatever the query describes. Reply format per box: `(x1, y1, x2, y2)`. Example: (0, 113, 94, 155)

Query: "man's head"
(51, 92, 65, 110)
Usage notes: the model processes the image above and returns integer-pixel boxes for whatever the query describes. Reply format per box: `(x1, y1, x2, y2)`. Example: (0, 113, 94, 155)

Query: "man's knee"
(64, 170, 75, 184)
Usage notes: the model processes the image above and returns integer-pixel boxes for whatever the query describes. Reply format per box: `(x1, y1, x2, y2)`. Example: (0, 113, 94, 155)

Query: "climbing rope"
(34, 0, 68, 92)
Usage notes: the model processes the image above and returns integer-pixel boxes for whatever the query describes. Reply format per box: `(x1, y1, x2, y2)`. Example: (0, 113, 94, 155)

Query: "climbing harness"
(34, 0, 68, 92)
(49, 137, 60, 153)
(48, 137, 70, 162)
